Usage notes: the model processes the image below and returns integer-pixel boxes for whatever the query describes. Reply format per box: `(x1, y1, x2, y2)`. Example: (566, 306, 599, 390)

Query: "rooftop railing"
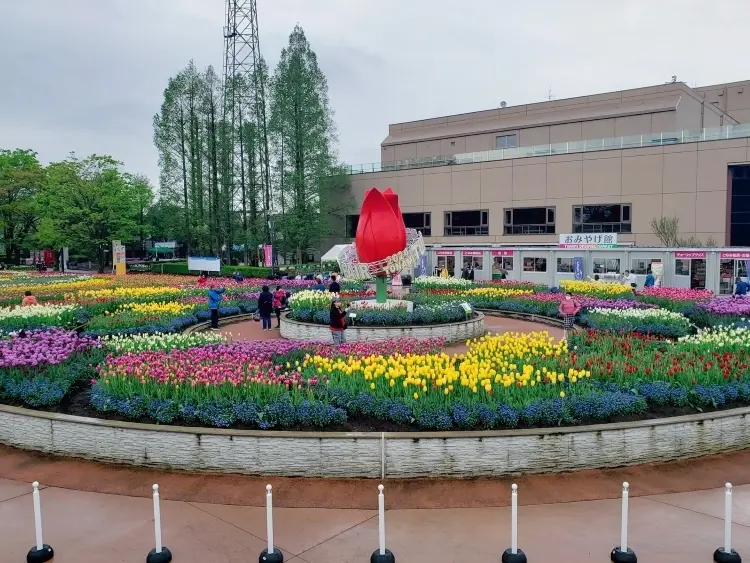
(348, 124, 750, 175)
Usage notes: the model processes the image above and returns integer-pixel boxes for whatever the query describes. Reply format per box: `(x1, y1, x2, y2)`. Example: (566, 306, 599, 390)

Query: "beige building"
(345, 80, 750, 250)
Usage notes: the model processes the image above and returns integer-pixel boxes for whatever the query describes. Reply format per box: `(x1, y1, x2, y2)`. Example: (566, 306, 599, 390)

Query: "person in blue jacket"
(208, 286, 226, 329)
(735, 276, 749, 297)
(644, 268, 655, 288)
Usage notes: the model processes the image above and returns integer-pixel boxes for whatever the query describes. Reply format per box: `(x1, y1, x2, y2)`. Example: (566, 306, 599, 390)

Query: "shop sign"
(721, 251, 750, 259)
(491, 249, 514, 257)
(435, 250, 455, 256)
(675, 251, 707, 259)
(559, 233, 617, 249)
(462, 250, 484, 257)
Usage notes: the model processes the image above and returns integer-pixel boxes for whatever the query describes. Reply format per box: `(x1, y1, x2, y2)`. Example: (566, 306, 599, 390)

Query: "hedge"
(150, 262, 272, 278)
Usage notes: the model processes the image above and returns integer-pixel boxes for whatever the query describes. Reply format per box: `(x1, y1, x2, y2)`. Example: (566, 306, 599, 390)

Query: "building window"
(631, 258, 659, 276)
(675, 260, 690, 276)
(523, 257, 547, 272)
(556, 257, 575, 273)
(573, 204, 631, 233)
(593, 258, 620, 274)
(504, 207, 556, 235)
(403, 212, 431, 236)
(463, 256, 484, 270)
(495, 134, 517, 149)
(444, 210, 489, 236)
(345, 215, 359, 238)
(493, 256, 514, 273)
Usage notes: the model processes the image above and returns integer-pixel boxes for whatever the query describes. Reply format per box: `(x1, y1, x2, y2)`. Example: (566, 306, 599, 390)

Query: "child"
(21, 291, 38, 307)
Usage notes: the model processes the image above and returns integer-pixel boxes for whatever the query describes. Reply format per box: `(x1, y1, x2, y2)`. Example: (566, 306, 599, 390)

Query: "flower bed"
(581, 307, 692, 338)
(559, 280, 634, 298)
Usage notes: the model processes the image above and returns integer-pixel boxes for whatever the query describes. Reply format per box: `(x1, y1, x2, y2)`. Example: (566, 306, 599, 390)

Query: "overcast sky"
(1, 0, 747, 184)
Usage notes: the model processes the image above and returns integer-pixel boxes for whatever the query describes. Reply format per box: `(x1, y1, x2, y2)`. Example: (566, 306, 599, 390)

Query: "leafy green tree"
(268, 25, 352, 263)
(0, 149, 44, 264)
(38, 154, 154, 273)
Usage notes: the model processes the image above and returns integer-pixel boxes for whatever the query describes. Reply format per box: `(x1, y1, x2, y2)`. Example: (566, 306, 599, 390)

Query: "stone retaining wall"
(279, 312, 486, 343)
(2, 404, 749, 478)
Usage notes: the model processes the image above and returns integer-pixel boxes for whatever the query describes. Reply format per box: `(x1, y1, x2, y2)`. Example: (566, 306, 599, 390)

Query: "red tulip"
(355, 187, 407, 265)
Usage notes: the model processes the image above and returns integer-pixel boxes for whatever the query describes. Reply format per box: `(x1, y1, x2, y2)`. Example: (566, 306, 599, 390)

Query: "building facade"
(345, 80, 750, 251)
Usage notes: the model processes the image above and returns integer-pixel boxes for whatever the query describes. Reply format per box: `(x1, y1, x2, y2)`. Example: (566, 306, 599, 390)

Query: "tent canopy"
(320, 244, 349, 262)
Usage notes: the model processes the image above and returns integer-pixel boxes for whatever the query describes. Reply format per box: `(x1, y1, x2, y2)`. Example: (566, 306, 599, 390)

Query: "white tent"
(320, 244, 349, 262)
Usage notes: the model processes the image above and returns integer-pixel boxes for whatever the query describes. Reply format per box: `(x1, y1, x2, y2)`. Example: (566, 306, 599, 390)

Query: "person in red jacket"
(21, 291, 38, 307)
(558, 292, 581, 341)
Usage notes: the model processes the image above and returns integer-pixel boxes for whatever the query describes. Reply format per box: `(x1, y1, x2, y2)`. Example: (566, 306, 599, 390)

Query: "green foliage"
(36, 154, 155, 272)
(0, 149, 44, 264)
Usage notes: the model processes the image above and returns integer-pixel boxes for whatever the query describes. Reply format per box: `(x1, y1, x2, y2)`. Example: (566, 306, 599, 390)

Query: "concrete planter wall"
(2, 404, 749, 478)
(279, 312, 485, 343)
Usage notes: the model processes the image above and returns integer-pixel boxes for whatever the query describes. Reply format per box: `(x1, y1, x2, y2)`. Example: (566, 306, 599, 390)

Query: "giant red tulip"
(355, 187, 407, 265)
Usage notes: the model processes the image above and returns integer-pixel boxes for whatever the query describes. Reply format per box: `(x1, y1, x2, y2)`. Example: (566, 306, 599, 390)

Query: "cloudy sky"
(1, 0, 747, 184)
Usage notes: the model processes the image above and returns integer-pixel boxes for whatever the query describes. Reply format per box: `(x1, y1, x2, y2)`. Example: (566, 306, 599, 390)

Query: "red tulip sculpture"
(355, 187, 407, 302)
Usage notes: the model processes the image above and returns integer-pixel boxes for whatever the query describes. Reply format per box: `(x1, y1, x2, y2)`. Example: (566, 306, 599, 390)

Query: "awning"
(321, 244, 349, 262)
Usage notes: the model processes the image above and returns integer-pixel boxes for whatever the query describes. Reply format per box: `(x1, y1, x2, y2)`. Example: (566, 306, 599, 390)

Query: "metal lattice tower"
(222, 0, 272, 249)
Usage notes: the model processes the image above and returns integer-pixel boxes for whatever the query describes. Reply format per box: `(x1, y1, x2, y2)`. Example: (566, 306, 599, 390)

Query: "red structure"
(355, 187, 407, 267)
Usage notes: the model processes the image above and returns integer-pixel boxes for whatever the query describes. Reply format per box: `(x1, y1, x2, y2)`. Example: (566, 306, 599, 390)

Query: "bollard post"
(713, 483, 741, 563)
(502, 484, 527, 563)
(259, 485, 284, 563)
(26, 482, 54, 563)
(147, 484, 172, 563)
(370, 484, 395, 563)
(610, 482, 637, 563)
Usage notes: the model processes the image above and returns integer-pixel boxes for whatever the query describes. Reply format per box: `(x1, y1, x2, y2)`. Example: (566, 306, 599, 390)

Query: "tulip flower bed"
(559, 280, 635, 298)
(78, 327, 750, 431)
(580, 307, 693, 338)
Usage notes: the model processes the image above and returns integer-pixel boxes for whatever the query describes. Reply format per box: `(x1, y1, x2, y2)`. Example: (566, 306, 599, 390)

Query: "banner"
(721, 251, 750, 260)
(491, 249, 514, 257)
(574, 257, 584, 280)
(559, 234, 617, 249)
(418, 254, 428, 276)
(675, 251, 706, 259)
(264, 245, 273, 267)
(187, 256, 221, 272)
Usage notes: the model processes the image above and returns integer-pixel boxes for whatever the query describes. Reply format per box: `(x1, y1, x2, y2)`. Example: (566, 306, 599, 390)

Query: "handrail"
(348, 124, 750, 174)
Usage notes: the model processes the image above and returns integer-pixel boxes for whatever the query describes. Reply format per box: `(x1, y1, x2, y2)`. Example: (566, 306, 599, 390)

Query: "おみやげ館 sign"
(559, 234, 617, 249)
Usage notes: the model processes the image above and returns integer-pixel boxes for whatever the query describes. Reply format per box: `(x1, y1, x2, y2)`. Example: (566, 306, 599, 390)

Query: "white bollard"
(502, 484, 527, 563)
(610, 482, 637, 563)
(260, 484, 284, 562)
(370, 484, 395, 563)
(713, 483, 741, 563)
(146, 484, 172, 563)
(26, 482, 54, 563)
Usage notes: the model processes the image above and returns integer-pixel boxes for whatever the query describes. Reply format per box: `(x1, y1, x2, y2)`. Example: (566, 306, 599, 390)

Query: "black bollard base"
(259, 547, 284, 563)
(370, 548, 396, 563)
(611, 546, 637, 563)
(714, 548, 742, 563)
(146, 546, 173, 563)
(26, 544, 54, 563)
(502, 548, 527, 563)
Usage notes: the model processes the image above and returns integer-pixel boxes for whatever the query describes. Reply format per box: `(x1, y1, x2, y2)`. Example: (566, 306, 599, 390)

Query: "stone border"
(279, 311, 486, 343)
(2, 402, 750, 478)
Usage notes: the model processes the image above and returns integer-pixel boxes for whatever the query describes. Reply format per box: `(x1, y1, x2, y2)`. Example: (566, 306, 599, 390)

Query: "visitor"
(208, 285, 226, 330)
(257, 285, 274, 331)
(231, 271, 244, 284)
(469, 266, 475, 282)
(21, 291, 38, 307)
(312, 276, 326, 291)
(272, 285, 286, 328)
(734, 276, 749, 297)
(644, 268, 655, 288)
(623, 270, 637, 290)
(197, 272, 209, 287)
(558, 292, 581, 341)
(461, 266, 469, 280)
(329, 297, 347, 345)
(500, 268, 508, 280)
(328, 274, 341, 293)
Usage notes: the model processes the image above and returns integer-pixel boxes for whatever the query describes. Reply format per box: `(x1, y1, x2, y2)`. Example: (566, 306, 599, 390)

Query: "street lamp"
(268, 218, 276, 278)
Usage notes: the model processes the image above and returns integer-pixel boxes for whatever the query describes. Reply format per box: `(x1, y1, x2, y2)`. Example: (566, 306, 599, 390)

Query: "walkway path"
(2, 468, 749, 562)
(218, 315, 565, 350)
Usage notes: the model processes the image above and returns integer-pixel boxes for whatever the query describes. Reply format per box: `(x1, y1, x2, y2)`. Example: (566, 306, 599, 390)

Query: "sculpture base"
(713, 548, 741, 563)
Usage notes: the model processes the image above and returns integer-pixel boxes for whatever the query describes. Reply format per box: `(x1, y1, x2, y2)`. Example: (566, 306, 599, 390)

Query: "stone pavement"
(2, 473, 750, 562)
